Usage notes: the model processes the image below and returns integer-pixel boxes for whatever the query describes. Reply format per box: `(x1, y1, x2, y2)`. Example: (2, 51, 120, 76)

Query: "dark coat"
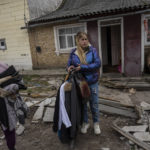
(53, 73, 84, 143)
(0, 97, 9, 129)
(0, 65, 26, 90)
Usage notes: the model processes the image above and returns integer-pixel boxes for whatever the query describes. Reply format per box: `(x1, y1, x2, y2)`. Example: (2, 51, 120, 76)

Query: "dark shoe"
(70, 139, 75, 149)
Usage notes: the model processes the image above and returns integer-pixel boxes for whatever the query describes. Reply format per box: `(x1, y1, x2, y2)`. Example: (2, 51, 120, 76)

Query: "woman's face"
(78, 35, 89, 48)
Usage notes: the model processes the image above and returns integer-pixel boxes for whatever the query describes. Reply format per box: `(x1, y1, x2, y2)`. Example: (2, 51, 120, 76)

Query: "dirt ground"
(0, 111, 132, 150)
(0, 75, 150, 150)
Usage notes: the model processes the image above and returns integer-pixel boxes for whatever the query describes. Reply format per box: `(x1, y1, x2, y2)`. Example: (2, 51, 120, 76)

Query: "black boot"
(70, 139, 76, 149)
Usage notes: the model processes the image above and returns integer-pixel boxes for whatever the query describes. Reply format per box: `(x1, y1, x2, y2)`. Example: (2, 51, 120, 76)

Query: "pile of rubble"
(100, 77, 150, 90)
(112, 102, 150, 150)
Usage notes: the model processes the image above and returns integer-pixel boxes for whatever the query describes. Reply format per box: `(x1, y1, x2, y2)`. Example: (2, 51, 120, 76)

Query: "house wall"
(124, 14, 141, 76)
(87, 21, 99, 51)
(0, 0, 32, 70)
(28, 22, 79, 69)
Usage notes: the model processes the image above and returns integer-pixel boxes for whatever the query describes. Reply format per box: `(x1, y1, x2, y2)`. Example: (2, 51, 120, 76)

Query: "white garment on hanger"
(58, 82, 72, 130)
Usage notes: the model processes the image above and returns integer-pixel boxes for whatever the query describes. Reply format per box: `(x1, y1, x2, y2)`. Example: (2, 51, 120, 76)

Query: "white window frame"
(54, 23, 87, 56)
(143, 14, 150, 46)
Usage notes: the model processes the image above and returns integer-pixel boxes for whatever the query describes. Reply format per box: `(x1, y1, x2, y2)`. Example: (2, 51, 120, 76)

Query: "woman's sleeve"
(80, 48, 101, 71)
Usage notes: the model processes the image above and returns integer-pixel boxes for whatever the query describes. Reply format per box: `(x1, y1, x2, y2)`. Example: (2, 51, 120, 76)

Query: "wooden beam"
(112, 119, 150, 150)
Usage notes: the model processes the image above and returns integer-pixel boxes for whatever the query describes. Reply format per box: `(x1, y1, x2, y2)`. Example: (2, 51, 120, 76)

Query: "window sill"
(55, 49, 72, 56)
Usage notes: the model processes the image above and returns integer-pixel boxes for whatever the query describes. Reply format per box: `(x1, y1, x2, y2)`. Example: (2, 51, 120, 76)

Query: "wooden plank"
(26, 100, 41, 108)
(31, 91, 57, 108)
(112, 119, 150, 150)
(37, 98, 52, 107)
(99, 98, 134, 109)
(43, 107, 54, 122)
(99, 104, 137, 118)
(32, 105, 44, 122)
(99, 96, 120, 102)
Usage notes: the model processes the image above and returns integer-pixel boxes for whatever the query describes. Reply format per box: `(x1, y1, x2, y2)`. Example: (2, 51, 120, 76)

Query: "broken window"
(0, 39, 7, 50)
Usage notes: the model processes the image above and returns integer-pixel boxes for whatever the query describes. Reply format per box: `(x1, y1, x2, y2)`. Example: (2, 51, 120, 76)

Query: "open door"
(101, 25, 121, 73)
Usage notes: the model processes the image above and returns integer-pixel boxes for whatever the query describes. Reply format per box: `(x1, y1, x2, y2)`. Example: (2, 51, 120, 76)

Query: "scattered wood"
(99, 98, 134, 109)
(99, 104, 137, 118)
(37, 98, 52, 107)
(20, 90, 57, 98)
(112, 119, 150, 150)
(101, 77, 150, 91)
(26, 100, 42, 108)
(99, 96, 120, 102)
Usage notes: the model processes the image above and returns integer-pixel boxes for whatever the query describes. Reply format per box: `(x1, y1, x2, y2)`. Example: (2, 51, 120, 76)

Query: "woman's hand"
(75, 64, 81, 71)
(68, 65, 75, 72)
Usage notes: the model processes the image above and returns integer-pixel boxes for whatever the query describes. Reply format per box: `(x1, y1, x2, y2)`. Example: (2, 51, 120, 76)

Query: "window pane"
(67, 36, 74, 48)
(59, 36, 66, 49)
(72, 26, 84, 33)
(59, 29, 66, 35)
(1, 42, 4, 46)
(66, 28, 72, 34)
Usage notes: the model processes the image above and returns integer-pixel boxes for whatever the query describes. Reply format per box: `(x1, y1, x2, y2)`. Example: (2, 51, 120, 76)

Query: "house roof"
(29, 0, 150, 24)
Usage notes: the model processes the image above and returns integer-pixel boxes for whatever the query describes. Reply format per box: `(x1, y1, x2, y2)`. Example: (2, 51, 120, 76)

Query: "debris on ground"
(112, 101, 150, 150)
(1, 74, 150, 150)
(100, 77, 150, 90)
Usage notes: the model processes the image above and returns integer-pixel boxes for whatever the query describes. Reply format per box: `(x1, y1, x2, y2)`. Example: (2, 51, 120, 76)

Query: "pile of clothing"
(0, 63, 28, 142)
(53, 72, 90, 144)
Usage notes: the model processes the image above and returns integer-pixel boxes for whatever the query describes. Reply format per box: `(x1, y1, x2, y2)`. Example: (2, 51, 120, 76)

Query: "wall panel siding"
(124, 14, 141, 76)
(87, 21, 99, 52)
(0, 0, 32, 70)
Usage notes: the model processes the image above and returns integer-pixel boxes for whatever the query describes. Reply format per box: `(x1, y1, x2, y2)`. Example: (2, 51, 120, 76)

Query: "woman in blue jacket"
(67, 32, 101, 135)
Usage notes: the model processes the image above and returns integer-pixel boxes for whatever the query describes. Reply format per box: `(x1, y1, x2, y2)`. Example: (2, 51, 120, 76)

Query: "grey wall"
(27, 0, 62, 19)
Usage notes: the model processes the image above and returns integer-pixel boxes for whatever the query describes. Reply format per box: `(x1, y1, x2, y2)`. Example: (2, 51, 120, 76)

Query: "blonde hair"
(76, 32, 89, 64)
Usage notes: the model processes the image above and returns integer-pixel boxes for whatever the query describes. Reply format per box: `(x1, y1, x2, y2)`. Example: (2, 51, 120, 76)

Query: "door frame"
(98, 17, 124, 76)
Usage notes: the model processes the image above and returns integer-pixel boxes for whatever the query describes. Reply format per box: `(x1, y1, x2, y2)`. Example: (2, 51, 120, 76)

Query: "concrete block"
(101, 148, 110, 150)
(140, 101, 150, 111)
(37, 98, 52, 107)
(26, 100, 41, 107)
(133, 132, 150, 142)
(32, 105, 44, 122)
(122, 125, 148, 132)
(43, 107, 54, 122)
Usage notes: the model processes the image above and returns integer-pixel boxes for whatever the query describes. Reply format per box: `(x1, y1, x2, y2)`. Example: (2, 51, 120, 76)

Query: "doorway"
(99, 18, 123, 75)
(101, 25, 121, 73)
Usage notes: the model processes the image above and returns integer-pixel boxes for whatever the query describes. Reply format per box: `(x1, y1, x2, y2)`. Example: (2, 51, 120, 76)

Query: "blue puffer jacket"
(67, 46, 101, 85)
